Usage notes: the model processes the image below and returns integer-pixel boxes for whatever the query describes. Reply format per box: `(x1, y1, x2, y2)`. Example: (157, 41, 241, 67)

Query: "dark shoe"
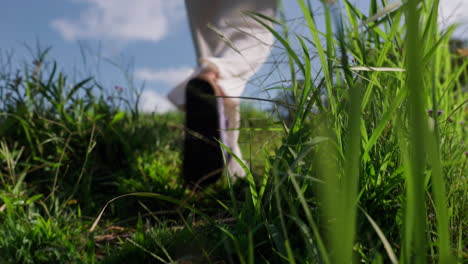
(183, 78, 226, 188)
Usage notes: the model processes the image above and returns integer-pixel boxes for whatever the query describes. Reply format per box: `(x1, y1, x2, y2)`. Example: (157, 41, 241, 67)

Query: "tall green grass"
(0, 46, 189, 262)
(0, 0, 466, 263)
(216, 0, 466, 262)
(96, 0, 466, 262)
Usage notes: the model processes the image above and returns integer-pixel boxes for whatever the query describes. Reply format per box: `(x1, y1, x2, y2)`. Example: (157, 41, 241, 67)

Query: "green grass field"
(0, 0, 467, 263)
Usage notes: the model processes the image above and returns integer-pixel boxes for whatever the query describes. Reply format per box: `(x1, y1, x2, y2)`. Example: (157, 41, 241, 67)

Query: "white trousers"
(168, 0, 276, 176)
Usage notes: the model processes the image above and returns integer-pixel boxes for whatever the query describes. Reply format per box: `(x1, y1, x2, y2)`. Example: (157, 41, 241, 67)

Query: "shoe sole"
(183, 78, 225, 187)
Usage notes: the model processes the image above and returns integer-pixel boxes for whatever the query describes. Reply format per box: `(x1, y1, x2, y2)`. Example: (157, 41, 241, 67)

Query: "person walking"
(168, 0, 277, 187)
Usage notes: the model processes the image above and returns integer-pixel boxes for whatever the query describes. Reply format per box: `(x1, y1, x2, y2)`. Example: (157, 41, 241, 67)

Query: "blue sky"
(1, 0, 466, 112)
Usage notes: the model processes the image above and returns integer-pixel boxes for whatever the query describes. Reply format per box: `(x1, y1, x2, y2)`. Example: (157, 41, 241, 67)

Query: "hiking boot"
(183, 78, 228, 188)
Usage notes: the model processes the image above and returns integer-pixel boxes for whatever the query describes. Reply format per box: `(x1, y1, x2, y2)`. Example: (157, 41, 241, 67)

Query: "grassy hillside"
(0, 0, 467, 263)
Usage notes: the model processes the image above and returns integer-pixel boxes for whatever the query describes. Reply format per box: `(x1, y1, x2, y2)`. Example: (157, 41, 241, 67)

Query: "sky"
(0, 0, 467, 113)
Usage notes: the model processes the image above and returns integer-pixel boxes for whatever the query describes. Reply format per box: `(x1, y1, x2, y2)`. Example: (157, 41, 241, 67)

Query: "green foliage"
(0, 48, 188, 263)
(0, 190, 91, 263)
(0, 48, 187, 212)
(194, 0, 466, 262)
(0, 0, 467, 263)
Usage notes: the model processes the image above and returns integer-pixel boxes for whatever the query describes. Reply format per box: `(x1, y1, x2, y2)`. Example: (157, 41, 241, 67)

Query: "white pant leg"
(168, 0, 276, 176)
(168, 0, 276, 106)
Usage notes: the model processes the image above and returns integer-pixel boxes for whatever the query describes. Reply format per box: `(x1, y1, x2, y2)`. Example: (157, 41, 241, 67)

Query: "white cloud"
(139, 90, 177, 113)
(439, 0, 468, 37)
(51, 0, 184, 43)
(135, 66, 194, 86)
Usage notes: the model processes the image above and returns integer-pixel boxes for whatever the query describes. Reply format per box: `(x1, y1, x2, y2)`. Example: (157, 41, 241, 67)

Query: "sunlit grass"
(0, 0, 466, 263)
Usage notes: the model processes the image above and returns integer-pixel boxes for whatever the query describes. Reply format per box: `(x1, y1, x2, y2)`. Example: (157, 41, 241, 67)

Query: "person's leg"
(171, 0, 276, 186)
(170, 0, 276, 106)
(183, 69, 226, 187)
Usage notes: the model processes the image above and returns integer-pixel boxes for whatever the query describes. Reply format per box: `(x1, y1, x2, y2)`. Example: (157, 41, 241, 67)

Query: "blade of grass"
(297, 0, 337, 115)
(361, 208, 399, 264)
(403, 0, 428, 262)
(89, 192, 209, 232)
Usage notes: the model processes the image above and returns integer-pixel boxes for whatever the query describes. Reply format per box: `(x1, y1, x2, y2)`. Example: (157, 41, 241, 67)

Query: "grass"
(0, 0, 467, 263)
